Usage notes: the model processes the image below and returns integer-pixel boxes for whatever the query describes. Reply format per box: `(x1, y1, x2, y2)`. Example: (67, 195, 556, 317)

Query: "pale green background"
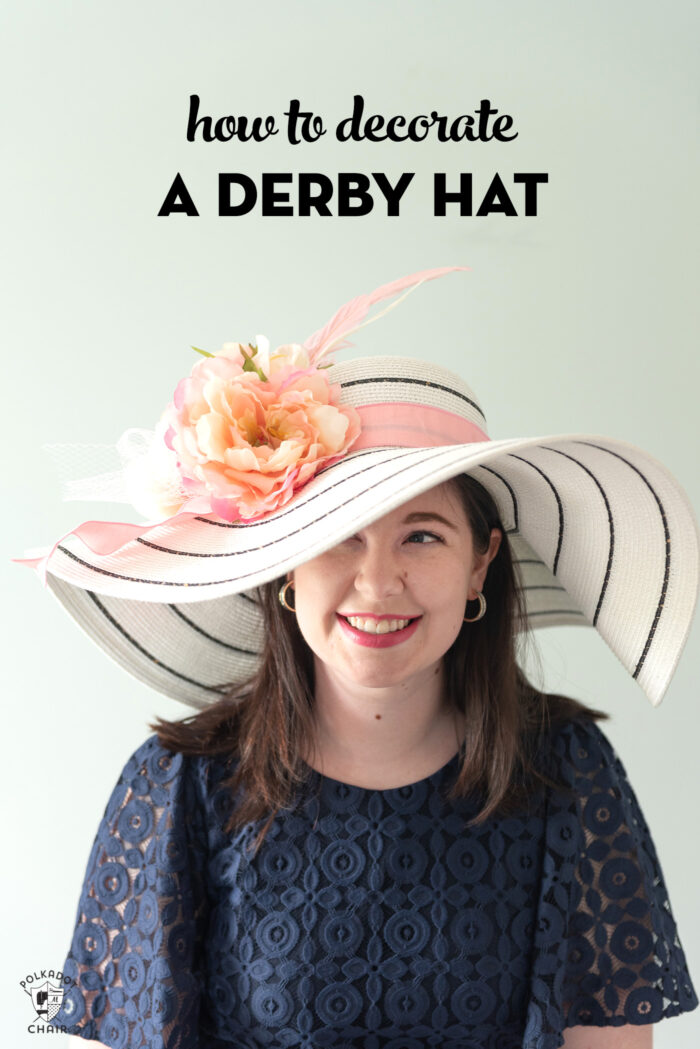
(3, 1, 699, 1045)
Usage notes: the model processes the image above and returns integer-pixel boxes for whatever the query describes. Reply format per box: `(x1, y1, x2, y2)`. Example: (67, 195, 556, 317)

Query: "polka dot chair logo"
(20, 970, 74, 1034)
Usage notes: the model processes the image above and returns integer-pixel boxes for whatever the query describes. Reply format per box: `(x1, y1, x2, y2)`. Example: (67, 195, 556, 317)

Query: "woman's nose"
(353, 543, 404, 599)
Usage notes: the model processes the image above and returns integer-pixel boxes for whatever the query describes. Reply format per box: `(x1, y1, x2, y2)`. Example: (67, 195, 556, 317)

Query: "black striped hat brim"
(43, 433, 699, 708)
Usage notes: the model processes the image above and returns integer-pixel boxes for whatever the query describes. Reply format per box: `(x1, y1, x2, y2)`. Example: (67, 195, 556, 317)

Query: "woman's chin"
(333, 652, 442, 693)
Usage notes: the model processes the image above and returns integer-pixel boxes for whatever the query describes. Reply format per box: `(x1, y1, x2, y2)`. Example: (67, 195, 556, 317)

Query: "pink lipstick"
(336, 613, 422, 648)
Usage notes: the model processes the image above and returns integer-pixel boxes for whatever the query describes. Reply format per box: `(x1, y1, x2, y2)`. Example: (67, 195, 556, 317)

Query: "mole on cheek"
(375, 714, 381, 720)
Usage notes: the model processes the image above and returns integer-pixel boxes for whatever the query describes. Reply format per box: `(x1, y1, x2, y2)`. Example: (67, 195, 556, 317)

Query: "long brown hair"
(152, 474, 607, 854)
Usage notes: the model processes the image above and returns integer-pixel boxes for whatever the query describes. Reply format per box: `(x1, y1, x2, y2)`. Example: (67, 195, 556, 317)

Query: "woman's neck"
(304, 658, 465, 788)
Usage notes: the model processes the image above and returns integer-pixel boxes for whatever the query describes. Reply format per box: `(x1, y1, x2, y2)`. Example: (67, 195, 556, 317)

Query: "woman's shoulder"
(536, 713, 655, 845)
(106, 732, 190, 799)
(76, 732, 242, 899)
(117, 731, 237, 781)
(120, 731, 179, 774)
(547, 711, 612, 756)
(99, 731, 238, 831)
(534, 712, 625, 791)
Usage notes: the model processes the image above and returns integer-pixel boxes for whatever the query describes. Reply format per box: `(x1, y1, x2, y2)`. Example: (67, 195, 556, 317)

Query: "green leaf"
(191, 345, 214, 358)
(240, 345, 268, 381)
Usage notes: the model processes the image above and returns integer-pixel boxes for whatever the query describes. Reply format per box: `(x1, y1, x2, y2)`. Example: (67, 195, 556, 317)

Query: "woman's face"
(291, 482, 501, 694)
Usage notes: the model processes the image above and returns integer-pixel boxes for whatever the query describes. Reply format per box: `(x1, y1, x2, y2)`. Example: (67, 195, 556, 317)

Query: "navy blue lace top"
(56, 718, 697, 1048)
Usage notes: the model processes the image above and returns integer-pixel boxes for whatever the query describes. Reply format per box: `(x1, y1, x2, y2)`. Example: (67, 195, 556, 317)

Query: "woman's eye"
(405, 530, 442, 544)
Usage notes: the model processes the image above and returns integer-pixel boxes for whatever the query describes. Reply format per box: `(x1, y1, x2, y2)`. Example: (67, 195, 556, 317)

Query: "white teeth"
(346, 616, 412, 634)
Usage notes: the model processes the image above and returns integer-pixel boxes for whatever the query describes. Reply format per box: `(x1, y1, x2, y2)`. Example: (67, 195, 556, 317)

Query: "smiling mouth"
(340, 615, 420, 635)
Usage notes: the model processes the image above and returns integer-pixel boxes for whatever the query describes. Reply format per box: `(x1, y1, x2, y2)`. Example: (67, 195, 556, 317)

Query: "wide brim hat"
(18, 269, 699, 709)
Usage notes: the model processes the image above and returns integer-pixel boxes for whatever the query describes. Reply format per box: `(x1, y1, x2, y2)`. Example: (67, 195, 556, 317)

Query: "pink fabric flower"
(160, 345, 360, 520)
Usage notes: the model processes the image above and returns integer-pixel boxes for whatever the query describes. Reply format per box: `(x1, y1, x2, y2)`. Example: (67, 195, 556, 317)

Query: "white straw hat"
(18, 270, 699, 709)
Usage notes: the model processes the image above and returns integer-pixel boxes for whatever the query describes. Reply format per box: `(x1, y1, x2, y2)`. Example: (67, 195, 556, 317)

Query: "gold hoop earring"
(278, 580, 296, 613)
(463, 591, 486, 623)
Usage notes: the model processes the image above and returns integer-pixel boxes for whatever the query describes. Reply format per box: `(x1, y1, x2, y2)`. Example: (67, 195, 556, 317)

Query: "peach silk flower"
(151, 342, 361, 521)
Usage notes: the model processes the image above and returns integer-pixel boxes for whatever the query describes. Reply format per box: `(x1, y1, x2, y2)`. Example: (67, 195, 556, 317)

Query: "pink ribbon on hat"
(353, 402, 487, 450)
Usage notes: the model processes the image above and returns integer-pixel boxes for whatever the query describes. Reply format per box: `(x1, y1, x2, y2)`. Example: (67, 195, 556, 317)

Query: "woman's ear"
(470, 528, 502, 595)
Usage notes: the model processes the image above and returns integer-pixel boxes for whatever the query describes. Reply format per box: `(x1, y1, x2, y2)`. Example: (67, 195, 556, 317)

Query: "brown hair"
(152, 474, 607, 854)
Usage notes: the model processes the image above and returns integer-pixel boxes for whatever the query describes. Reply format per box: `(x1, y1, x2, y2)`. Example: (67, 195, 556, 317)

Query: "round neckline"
(303, 748, 461, 793)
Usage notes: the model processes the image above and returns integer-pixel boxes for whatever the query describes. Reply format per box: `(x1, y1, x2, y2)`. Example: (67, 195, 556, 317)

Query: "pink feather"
(303, 265, 468, 364)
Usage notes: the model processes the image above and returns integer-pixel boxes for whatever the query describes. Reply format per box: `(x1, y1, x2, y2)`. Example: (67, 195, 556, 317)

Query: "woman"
(22, 269, 697, 1047)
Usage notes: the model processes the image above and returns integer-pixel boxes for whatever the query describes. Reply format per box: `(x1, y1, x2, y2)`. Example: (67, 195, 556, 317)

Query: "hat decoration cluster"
(121, 267, 465, 524)
(138, 338, 361, 523)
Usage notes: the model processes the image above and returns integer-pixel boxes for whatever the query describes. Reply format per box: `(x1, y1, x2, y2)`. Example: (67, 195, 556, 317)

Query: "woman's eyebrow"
(402, 511, 458, 531)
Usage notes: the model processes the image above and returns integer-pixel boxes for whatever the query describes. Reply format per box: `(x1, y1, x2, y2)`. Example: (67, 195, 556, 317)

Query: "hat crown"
(330, 356, 489, 438)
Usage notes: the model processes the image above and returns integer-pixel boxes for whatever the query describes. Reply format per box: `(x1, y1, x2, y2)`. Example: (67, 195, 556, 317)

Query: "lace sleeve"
(54, 736, 209, 1048)
(539, 718, 697, 1041)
